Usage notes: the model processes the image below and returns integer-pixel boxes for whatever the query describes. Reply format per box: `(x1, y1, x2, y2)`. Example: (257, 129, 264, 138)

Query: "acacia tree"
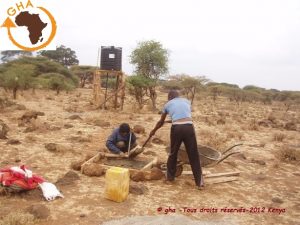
(130, 40, 168, 109)
(1, 51, 32, 63)
(70, 65, 96, 88)
(1, 65, 35, 99)
(39, 45, 79, 67)
(163, 74, 208, 105)
(127, 75, 155, 109)
(0, 56, 78, 98)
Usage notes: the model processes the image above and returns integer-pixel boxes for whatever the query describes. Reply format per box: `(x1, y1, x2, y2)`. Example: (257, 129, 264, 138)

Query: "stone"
(24, 126, 36, 133)
(284, 122, 297, 131)
(64, 124, 74, 129)
(152, 137, 165, 145)
(6, 139, 21, 145)
(27, 204, 50, 219)
(94, 120, 110, 127)
(258, 120, 272, 127)
(129, 182, 148, 195)
(217, 118, 226, 125)
(272, 197, 284, 204)
(45, 143, 57, 152)
(251, 159, 266, 166)
(133, 125, 145, 134)
(68, 115, 82, 120)
(20, 111, 44, 122)
(15, 158, 21, 163)
(14, 104, 26, 110)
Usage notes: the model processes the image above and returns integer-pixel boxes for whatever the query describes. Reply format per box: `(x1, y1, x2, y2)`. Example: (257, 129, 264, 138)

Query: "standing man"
(150, 90, 204, 189)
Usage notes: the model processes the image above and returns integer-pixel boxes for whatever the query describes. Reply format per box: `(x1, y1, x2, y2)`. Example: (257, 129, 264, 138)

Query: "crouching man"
(106, 123, 137, 155)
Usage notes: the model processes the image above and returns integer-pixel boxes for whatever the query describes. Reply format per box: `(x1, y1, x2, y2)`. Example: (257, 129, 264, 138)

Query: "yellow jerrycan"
(104, 167, 130, 202)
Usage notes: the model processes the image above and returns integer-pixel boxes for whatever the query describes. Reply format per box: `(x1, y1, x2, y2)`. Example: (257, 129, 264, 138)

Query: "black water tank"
(100, 46, 122, 71)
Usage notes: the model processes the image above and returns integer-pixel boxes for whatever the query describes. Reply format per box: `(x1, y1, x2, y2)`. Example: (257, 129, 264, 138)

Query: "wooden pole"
(104, 72, 109, 108)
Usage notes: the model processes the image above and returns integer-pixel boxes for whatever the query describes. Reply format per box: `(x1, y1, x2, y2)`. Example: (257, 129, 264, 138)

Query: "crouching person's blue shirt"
(106, 128, 136, 154)
(162, 97, 192, 121)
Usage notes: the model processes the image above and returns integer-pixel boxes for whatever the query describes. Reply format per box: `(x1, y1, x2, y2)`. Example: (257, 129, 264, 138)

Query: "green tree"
(127, 75, 155, 109)
(163, 74, 208, 104)
(70, 65, 96, 88)
(1, 64, 35, 99)
(39, 45, 79, 67)
(1, 51, 32, 63)
(0, 56, 78, 98)
(130, 40, 169, 109)
(38, 73, 76, 94)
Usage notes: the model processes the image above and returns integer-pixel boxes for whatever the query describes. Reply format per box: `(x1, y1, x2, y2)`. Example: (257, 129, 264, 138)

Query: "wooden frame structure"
(93, 70, 126, 109)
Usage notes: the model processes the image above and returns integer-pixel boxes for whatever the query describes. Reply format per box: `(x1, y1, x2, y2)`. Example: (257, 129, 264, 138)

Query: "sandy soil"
(0, 88, 299, 225)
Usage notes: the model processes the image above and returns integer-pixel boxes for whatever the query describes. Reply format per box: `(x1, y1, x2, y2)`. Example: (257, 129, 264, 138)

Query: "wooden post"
(114, 73, 120, 109)
(104, 72, 109, 108)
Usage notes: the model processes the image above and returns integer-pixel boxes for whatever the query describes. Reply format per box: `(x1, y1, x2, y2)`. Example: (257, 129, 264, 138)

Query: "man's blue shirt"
(162, 97, 192, 121)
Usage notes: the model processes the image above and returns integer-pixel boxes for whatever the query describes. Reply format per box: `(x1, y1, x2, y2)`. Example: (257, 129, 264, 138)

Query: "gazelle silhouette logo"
(0, 0, 57, 51)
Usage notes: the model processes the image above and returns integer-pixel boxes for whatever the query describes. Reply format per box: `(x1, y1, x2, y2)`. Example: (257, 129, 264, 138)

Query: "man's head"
(168, 90, 179, 101)
(119, 123, 130, 137)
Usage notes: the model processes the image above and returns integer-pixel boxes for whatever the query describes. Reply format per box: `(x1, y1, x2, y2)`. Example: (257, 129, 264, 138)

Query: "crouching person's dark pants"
(167, 124, 203, 186)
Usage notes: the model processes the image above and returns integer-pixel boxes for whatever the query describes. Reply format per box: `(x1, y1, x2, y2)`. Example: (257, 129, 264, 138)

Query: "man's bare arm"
(150, 113, 167, 136)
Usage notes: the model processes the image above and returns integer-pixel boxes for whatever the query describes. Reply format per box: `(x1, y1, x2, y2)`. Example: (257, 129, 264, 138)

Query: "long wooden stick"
(141, 157, 158, 171)
(181, 171, 240, 178)
(205, 177, 238, 185)
(80, 152, 100, 173)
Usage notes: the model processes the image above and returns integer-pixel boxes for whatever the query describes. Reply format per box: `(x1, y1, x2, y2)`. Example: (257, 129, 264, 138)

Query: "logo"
(0, 0, 56, 51)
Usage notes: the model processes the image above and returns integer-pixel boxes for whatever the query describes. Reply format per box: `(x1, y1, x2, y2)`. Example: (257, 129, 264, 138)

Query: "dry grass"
(276, 146, 300, 162)
(0, 212, 39, 225)
(198, 129, 228, 150)
(273, 132, 286, 142)
(248, 119, 259, 131)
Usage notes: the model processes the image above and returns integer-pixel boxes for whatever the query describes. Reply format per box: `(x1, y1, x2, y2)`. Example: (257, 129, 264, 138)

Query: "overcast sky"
(51, 0, 300, 91)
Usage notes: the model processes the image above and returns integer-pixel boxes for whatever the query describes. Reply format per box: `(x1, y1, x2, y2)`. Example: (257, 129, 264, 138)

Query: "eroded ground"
(0, 88, 299, 225)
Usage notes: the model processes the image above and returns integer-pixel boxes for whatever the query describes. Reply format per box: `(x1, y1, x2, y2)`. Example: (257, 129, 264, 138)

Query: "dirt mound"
(6, 139, 21, 145)
(56, 170, 80, 187)
(20, 111, 45, 123)
(27, 204, 50, 219)
(133, 125, 145, 134)
(145, 167, 165, 180)
(129, 182, 149, 195)
(71, 159, 86, 171)
(68, 114, 82, 120)
(130, 171, 145, 182)
(284, 121, 297, 131)
(81, 163, 105, 177)
(94, 119, 111, 127)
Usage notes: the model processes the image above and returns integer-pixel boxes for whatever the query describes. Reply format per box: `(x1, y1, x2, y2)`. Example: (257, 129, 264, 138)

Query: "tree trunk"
(149, 87, 157, 110)
(13, 87, 18, 99)
(56, 89, 60, 95)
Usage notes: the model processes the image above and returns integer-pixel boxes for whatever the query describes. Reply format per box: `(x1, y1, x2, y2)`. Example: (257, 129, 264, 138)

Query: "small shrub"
(0, 212, 39, 225)
(273, 132, 286, 142)
(276, 146, 300, 162)
(248, 119, 259, 131)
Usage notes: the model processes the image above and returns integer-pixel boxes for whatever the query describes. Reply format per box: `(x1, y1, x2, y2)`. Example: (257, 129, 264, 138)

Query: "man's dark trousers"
(167, 124, 203, 186)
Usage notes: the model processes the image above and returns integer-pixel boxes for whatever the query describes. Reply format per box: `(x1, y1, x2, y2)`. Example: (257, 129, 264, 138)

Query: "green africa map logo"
(1, 0, 57, 51)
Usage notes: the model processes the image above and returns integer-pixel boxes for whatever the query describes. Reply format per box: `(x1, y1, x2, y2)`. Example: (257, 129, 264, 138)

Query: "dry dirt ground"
(0, 88, 299, 225)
